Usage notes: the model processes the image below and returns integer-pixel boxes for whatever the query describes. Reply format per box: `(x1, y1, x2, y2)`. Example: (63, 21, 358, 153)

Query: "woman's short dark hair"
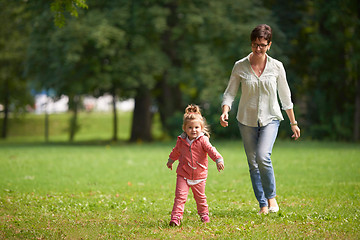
(250, 24, 272, 43)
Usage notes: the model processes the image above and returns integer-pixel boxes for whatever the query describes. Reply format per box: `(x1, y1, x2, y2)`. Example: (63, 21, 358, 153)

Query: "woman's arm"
(285, 108, 300, 140)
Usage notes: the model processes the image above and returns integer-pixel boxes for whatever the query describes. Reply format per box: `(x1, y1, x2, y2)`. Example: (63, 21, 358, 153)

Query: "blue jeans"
(238, 120, 280, 208)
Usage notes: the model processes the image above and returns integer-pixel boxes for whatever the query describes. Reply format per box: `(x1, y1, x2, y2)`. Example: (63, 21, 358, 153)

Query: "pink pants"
(171, 175, 208, 220)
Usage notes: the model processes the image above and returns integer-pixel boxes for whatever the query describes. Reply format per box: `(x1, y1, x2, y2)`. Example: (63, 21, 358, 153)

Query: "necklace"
(250, 54, 265, 76)
(251, 62, 264, 75)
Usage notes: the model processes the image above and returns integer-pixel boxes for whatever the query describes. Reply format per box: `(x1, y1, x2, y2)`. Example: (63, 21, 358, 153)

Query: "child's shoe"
(201, 214, 210, 223)
(169, 217, 181, 227)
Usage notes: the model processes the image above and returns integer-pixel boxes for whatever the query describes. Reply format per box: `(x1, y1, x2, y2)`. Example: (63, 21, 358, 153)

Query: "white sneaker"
(268, 205, 279, 213)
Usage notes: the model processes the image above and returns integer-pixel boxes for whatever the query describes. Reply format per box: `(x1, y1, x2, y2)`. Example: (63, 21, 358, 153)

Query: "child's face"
(184, 120, 203, 140)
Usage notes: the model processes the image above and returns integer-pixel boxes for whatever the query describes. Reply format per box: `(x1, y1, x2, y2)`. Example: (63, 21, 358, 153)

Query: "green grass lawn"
(0, 139, 359, 239)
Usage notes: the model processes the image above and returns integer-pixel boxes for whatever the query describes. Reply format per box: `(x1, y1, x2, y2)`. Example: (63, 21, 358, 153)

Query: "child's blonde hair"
(182, 104, 210, 138)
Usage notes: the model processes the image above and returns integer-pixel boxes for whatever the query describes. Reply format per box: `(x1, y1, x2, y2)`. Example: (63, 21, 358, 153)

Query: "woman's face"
(251, 38, 271, 58)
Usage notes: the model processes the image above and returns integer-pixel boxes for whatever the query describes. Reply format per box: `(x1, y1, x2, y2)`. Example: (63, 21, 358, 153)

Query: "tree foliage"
(263, 0, 360, 141)
(51, 0, 88, 28)
(4, 0, 359, 142)
(284, 0, 359, 141)
(0, 1, 33, 138)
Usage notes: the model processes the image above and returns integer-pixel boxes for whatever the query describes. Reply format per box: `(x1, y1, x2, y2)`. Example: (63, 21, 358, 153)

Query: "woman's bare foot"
(268, 198, 277, 207)
(258, 206, 269, 215)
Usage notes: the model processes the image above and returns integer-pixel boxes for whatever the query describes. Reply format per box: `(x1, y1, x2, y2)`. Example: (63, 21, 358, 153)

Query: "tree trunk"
(156, 72, 174, 130)
(44, 91, 50, 142)
(1, 79, 9, 139)
(156, 2, 185, 132)
(45, 112, 49, 142)
(354, 76, 360, 141)
(111, 90, 118, 142)
(130, 89, 153, 142)
(156, 74, 183, 132)
(69, 95, 80, 142)
(353, 4, 360, 142)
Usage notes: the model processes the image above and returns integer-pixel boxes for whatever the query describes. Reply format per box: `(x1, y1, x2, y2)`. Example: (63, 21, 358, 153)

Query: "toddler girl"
(167, 104, 224, 226)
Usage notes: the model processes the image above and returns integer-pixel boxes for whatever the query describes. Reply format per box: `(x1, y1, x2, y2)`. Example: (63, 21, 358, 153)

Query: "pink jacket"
(168, 132, 223, 180)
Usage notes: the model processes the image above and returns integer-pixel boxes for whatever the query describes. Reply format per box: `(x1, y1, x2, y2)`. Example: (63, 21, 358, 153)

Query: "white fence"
(34, 94, 134, 114)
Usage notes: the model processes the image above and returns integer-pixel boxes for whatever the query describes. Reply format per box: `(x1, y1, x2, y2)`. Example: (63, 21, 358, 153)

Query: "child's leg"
(171, 175, 190, 220)
(191, 180, 208, 217)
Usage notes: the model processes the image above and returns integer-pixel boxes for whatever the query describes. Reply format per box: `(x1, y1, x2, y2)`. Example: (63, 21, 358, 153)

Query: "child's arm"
(202, 137, 225, 172)
(216, 159, 225, 172)
(167, 139, 181, 170)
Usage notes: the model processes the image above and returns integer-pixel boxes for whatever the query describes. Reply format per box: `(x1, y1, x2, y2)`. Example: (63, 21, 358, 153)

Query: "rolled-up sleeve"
(222, 62, 241, 110)
(277, 62, 293, 110)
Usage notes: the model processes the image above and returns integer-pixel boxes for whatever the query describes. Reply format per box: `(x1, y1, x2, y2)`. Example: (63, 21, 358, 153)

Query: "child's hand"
(167, 161, 173, 170)
(216, 162, 224, 172)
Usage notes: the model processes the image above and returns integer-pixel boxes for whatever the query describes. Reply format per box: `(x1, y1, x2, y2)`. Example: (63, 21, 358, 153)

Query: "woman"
(220, 24, 300, 214)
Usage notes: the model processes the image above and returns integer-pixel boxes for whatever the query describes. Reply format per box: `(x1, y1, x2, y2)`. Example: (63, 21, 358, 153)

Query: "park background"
(1, 0, 359, 239)
(1, 0, 359, 143)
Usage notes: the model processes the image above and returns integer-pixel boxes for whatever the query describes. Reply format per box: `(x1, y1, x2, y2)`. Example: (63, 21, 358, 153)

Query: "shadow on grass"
(0, 138, 174, 148)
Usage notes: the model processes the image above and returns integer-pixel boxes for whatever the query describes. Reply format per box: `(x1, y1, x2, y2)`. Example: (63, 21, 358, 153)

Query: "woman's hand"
(285, 109, 300, 140)
(220, 105, 230, 127)
(291, 125, 300, 140)
(220, 113, 229, 127)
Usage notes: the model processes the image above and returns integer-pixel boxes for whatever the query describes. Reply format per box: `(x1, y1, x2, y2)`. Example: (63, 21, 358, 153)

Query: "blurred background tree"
(50, 0, 88, 28)
(0, 1, 33, 139)
(1, 0, 359, 142)
(300, 0, 360, 141)
(266, 0, 360, 141)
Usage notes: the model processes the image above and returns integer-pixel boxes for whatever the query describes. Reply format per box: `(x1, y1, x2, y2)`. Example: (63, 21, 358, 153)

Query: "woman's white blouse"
(222, 53, 293, 127)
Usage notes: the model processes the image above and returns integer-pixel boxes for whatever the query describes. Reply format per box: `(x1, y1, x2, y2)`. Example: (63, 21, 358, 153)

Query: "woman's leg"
(238, 120, 280, 208)
(238, 122, 267, 208)
(256, 120, 279, 200)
